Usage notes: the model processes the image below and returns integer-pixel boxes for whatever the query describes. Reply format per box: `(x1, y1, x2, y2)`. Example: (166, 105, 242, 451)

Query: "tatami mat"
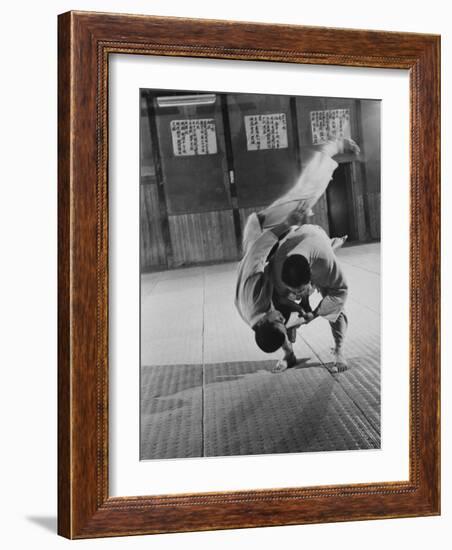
(300, 301, 380, 434)
(203, 360, 379, 456)
(140, 364, 203, 459)
(141, 272, 204, 365)
(140, 243, 381, 460)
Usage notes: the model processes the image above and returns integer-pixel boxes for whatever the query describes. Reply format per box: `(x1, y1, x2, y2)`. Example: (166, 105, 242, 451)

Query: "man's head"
(281, 254, 311, 294)
(254, 310, 286, 353)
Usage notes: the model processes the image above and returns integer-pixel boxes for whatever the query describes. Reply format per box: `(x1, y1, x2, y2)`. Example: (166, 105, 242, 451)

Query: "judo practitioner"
(234, 137, 359, 372)
(271, 225, 349, 373)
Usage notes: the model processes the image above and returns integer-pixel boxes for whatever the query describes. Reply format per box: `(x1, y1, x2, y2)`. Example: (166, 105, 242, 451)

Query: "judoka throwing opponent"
(235, 137, 360, 373)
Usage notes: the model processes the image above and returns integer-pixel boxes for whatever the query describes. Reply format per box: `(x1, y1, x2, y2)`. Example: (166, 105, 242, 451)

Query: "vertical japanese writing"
(170, 119, 218, 156)
(310, 109, 351, 145)
(244, 113, 288, 151)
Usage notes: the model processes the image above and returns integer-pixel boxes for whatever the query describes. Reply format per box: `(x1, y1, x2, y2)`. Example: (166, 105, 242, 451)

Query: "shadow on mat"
(205, 367, 336, 456)
(291, 357, 324, 370)
(205, 358, 323, 384)
(141, 364, 202, 398)
(141, 359, 326, 397)
(146, 397, 187, 413)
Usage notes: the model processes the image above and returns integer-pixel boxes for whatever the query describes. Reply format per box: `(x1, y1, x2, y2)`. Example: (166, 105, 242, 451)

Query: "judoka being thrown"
(235, 137, 360, 373)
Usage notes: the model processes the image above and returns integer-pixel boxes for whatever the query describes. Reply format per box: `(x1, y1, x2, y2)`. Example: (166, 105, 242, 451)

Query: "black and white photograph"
(139, 89, 381, 460)
(1, 0, 446, 545)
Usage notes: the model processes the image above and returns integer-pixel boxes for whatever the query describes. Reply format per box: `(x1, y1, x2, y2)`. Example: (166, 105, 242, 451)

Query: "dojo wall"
(360, 100, 382, 239)
(140, 92, 381, 271)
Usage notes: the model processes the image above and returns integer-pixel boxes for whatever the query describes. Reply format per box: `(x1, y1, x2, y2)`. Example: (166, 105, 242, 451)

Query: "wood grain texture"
(169, 210, 238, 267)
(57, 10, 72, 538)
(140, 183, 167, 269)
(58, 10, 440, 539)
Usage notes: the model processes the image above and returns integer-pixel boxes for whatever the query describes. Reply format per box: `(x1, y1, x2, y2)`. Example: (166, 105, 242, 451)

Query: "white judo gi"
(235, 148, 339, 329)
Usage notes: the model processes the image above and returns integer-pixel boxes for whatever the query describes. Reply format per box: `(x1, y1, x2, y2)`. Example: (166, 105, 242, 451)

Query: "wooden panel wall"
(360, 101, 381, 195)
(140, 94, 168, 270)
(140, 94, 382, 270)
(169, 210, 238, 267)
(140, 182, 167, 269)
(368, 192, 381, 239)
(354, 193, 367, 241)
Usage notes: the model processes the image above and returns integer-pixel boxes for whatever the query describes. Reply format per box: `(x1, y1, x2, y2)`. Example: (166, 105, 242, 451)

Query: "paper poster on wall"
(244, 113, 288, 151)
(310, 109, 351, 145)
(170, 119, 217, 156)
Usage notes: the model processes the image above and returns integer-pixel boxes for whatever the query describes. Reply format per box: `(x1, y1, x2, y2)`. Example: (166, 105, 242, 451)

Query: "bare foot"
(330, 348, 348, 374)
(342, 138, 361, 155)
(272, 352, 297, 373)
(331, 234, 348, 251)
(330, 363, 348, 374)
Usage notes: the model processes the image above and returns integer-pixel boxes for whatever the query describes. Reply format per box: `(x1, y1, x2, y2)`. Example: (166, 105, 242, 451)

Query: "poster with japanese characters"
(170, 118, 218, 156)
(244, 113, 288, 151)
(310, 109, 351, 145)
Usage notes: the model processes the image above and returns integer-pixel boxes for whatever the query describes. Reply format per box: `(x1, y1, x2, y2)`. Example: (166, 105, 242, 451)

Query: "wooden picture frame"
(58, 11, 440, 538)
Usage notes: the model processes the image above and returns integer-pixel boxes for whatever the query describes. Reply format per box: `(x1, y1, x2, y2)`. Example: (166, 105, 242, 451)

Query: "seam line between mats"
(300, 335, 380, 444)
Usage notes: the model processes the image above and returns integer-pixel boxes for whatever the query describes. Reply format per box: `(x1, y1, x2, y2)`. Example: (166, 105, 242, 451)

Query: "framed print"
(58, 11, 440, 538)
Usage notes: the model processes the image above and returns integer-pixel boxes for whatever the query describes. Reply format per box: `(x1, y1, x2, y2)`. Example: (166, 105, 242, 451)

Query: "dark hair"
(281, 254, 311, 288)
(254, 320, 286, 353)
